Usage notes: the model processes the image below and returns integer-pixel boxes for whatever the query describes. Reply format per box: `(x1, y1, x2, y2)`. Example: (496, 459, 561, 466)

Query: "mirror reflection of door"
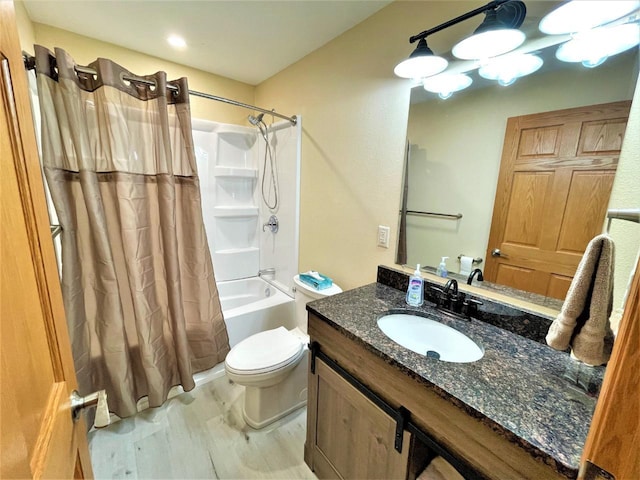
(484, 101, 631, 299)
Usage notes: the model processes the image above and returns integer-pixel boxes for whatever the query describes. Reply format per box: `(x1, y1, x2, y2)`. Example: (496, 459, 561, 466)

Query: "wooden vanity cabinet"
(307, 357, 413, 479)
(305, 313, 567, 480)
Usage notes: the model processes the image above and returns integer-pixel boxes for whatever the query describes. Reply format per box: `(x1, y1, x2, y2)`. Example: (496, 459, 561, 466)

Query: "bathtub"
(218, 276, 296, 347)
(192, 276, 296, 386)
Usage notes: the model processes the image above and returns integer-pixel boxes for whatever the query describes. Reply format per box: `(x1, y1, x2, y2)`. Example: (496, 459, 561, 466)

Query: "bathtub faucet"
(259, 268, 276, 277)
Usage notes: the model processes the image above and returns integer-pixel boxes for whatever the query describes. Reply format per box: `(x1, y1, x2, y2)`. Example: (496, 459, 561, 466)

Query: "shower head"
(248, 113, 264, 126)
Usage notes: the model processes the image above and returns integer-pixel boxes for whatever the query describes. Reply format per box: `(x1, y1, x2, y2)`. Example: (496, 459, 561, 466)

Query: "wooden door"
(580, 259, 639, 480)
(1, 2, 93, 478)
(308, 358, 410, 480)
(484, 101, 631, 299)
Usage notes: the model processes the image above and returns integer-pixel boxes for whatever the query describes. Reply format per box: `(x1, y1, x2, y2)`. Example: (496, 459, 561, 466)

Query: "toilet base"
(242, 350, 308, 429)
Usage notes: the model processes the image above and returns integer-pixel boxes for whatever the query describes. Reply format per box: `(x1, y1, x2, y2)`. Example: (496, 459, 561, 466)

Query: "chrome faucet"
(258, 268, 275, 277)
(467, 268, 484, 285)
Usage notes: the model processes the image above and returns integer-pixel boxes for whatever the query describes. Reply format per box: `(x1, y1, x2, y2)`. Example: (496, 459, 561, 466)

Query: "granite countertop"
(307, 282, 605, 478)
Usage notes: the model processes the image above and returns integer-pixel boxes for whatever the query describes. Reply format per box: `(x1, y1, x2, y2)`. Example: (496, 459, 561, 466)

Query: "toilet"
(224, 274, 342, 429)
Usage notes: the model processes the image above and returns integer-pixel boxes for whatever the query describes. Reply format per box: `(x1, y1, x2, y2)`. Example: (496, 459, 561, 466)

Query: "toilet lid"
(225, 327, 303, 374)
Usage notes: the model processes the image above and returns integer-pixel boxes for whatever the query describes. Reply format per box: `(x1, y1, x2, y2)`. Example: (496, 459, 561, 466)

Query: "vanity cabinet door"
(306, 357, 410, 480)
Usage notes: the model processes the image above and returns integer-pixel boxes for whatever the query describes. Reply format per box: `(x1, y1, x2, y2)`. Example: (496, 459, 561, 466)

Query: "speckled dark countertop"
(307, 275, 605, 477)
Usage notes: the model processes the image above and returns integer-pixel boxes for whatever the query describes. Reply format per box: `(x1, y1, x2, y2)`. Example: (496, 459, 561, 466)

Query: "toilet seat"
(225, 326, 304, 376)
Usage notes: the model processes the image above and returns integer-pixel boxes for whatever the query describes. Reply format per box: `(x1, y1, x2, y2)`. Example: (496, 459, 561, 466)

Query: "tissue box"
(299, 272, 333, 290)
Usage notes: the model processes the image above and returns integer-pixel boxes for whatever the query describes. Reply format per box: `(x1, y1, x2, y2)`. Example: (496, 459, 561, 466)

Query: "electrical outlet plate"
(378, 225, 390, 248)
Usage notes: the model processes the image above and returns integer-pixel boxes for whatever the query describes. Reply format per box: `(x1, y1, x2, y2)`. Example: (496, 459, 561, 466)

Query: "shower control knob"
(262, 215, 279, 233)
(70, 389, 110, 428)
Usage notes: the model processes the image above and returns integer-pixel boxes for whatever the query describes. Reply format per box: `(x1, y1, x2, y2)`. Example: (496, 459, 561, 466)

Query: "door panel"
(1, 2, 92, 477)
(517, 125, 561, 158)
(578, 118, 627, 154)
(503, 172, 552, 247)
(556, 171, 615, 254)
(546, 274, 572, 301)
(485, 101, 630, 299)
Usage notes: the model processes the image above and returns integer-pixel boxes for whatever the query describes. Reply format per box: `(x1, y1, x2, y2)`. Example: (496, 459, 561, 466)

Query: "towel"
(545, 234, 615, 366)
(417, 457, 464, 480)
(299, 271, 333, 290)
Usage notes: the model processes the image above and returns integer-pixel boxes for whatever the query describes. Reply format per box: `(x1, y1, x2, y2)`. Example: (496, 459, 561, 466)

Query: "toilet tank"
(293, 275, 342, 333)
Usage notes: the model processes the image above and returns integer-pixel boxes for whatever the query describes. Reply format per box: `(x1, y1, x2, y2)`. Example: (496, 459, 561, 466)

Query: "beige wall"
(18, 17, 254, 125)
(255, 2, 435, 290)
(608, 75, 640, 325)
(14, 0, 35, 53)
(406, 53, 638, 273)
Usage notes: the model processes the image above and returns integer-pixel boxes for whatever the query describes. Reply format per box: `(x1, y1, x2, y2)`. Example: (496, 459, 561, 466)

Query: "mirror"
(398, 37, 639, 312)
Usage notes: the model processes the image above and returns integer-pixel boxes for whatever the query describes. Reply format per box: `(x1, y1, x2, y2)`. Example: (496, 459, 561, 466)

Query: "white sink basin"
(377, 313, 484, 363)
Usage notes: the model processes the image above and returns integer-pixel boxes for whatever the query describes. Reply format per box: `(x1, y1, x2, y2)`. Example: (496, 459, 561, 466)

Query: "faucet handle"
(462, 298, 483, 318)
(428, 286, 446, 307)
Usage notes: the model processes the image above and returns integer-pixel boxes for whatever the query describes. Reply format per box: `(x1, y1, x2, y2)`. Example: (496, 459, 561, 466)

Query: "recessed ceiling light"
(167, 35, 187, 49)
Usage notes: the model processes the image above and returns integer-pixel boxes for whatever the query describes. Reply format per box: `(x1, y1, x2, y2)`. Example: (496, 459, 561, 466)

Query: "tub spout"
(259, 268, 276, 277)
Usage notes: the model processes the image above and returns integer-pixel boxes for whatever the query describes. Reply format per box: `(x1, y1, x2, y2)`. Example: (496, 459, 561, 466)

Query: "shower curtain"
(34, 46, 229, 418)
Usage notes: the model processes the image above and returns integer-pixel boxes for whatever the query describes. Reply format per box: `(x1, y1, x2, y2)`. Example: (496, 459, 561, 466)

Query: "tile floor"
(88, 375, 317, 479)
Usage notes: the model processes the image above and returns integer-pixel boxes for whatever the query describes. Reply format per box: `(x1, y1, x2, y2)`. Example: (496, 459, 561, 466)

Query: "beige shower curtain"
(35, 46, 229, 418)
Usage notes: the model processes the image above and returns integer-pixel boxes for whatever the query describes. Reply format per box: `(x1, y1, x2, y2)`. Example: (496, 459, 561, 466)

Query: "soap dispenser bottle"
(406, 264, 424, 307)
(436, 257, 449, 278)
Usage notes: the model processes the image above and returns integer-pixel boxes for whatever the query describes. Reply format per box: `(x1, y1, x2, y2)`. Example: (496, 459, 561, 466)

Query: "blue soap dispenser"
(436, 257, 449, 278)
(406, 264, 424, 307)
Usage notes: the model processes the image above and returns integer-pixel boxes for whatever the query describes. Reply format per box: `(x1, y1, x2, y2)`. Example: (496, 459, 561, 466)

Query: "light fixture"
(395, 1, 527, 78)
(393, 38, 448, 79)
(555, 23, 640, 68)
(479, 53, 543, 86)
(423, 73, 473, 99)
(167, 35, 187, 49)
(539, 1, 640, 35)
(452, 2, 527, 60)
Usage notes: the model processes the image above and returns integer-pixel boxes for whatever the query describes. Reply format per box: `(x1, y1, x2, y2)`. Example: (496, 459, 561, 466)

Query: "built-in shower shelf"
(212, 206, 259, 217)
(215, 247, 260, 255)
(213, 247, 260, 281)
(213, 166, 257, 178)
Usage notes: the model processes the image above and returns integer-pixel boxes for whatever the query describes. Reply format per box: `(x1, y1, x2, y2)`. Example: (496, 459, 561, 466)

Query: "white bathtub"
(218, 276, 296, 347)
(192, 276, 296, 386)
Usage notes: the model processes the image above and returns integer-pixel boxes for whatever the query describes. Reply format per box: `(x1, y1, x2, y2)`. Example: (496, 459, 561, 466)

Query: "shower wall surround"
(192, 118, 301, 293)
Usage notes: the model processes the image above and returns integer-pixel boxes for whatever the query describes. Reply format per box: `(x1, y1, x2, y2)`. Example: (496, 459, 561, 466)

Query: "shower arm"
(23, 53, 298, 126)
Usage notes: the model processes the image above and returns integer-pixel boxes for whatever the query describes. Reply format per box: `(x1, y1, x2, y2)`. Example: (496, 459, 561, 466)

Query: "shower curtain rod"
(23, 53, 297, 125)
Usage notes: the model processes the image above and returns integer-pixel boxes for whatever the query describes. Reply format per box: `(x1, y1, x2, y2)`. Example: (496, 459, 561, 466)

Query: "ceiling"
(22, 0, 392, 85)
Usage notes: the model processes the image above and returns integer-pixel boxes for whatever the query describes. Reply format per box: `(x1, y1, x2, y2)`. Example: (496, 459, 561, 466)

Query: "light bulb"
(423, 73, 473, 99)
(556, 24, 640, 67)
(582, 56, 609, 68)
(452, 29, 525, 60)
(479, 54, 544, 85)
(540, 1, 640, 35)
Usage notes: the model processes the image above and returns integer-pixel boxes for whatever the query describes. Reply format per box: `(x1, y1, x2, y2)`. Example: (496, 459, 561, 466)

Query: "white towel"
(545, 234, 615, 366)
